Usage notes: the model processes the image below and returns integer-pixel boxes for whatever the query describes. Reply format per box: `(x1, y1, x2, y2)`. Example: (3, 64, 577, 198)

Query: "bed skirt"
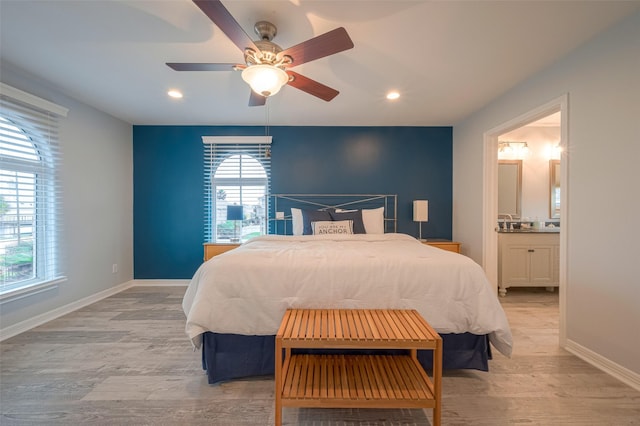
(201, 331, 491, 384)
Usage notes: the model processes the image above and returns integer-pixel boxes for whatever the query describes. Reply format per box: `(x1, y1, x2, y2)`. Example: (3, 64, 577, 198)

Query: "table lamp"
(413, 200, 428, 241)
(226, 205, 243, 243)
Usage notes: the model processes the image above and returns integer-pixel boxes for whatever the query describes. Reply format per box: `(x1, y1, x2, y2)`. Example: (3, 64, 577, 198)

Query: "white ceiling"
(1, 1, 638, 126)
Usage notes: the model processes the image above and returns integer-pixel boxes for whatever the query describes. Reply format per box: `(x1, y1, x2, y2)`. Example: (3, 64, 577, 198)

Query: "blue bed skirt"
(201, 331, 491, 384)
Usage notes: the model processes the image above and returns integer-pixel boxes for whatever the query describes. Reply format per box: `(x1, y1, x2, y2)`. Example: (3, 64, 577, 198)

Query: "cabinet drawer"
(425, 241, 461, 254)
(203, 243, 240, 261)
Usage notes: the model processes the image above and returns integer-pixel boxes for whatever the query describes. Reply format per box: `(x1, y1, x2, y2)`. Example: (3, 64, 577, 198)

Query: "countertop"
(498, 227, 560, 233)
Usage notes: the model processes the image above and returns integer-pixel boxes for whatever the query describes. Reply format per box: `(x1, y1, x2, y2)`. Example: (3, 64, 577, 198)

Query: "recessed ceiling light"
(168, 90, 183, 99)
(386, 91, 400, 100)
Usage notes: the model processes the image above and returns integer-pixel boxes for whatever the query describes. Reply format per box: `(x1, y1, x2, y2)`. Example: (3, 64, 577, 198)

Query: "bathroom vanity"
(498, 229, 559, 296)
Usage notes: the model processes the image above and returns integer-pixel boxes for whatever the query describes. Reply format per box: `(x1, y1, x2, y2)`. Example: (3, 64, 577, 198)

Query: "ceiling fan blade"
(279, 27, 354, 67)
(166, 63, 239, 71)
(193, 0, 259, 54)
(248, 90, 267, 107)
(286, 71, 339, 102)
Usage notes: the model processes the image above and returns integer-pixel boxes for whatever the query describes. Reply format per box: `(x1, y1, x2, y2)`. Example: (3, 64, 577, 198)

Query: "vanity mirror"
(498, 160, 522, 219)
(549, 159, 560, 219)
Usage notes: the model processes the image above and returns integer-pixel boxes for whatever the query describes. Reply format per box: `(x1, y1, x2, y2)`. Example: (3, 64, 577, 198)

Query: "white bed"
(183, 233, 513, 358)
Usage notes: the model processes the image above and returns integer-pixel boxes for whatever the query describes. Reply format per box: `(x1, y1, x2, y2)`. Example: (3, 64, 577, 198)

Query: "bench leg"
(275, 340, 282, 426)
(433, 338, 442, 426)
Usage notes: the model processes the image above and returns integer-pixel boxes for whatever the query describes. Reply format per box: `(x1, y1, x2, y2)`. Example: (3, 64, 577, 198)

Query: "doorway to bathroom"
(482, 94, 568, 344)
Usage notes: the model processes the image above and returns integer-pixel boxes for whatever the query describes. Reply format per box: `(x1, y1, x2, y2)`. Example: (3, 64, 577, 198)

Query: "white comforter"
(183, 233, 513, 357)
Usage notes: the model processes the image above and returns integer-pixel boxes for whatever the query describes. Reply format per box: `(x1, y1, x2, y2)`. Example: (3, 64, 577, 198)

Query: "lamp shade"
(226, 205, 243, 221)
(413, 200, 428, 222)
(241, 64, 289, 97)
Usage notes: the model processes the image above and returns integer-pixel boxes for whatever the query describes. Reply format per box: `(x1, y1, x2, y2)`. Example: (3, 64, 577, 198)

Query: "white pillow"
(291, 208, 303, 236)
(362, 207, 385, 234)
(311, 220, 353, 235)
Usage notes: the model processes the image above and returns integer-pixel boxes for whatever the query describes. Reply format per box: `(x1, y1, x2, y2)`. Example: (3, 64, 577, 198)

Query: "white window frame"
(0, 83, 67, 302)
(203, 136, 271, 243)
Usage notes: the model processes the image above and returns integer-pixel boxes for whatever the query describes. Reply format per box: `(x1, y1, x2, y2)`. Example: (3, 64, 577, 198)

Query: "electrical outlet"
(112, 264, 118, 274)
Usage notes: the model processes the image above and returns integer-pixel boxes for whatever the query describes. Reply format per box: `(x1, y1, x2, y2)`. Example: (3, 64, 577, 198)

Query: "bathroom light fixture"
(241, 65, 289, 97)
(498, 141, 529, 159)
(543, 142, 563, 159)
(413, 200, 429, 241)
(498, 142, 513, 156)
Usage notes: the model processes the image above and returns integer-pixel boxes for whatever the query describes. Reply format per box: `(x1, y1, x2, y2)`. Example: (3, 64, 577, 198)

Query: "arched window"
(0, 86, 65, 298)
(203, 137, 271, 243)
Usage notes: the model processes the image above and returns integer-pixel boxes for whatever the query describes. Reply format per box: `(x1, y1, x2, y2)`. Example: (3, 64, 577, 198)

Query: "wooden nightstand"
(203, 243, 240, 261)
(424, 240, 461, 254)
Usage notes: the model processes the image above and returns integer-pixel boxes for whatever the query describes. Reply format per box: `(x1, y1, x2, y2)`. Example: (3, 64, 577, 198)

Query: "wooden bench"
(275, 309, 442, 426)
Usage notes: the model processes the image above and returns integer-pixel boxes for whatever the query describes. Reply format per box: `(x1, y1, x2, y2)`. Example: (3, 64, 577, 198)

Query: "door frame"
(482, 93, 568, 345)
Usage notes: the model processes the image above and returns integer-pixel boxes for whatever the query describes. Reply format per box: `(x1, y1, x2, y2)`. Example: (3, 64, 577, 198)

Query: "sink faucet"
(502, 214, 514, 231)
(499, 214, 512, 230)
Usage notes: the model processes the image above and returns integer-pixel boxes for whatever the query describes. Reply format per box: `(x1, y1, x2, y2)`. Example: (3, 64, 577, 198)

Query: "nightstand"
(423, 240, 461, 254)
(203, 243, 240, 261)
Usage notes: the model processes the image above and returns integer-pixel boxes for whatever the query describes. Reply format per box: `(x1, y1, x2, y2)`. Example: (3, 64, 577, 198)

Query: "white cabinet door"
(498, 233, 559, 295)
(502, 245, 530, 285)
(529, 245, 554, 285)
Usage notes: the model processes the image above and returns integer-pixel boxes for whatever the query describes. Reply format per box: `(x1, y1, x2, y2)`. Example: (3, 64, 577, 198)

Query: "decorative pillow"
(329, 209, 366, 234)
(291, 208, 303, 236)
(362, 207, 385, 234)
(302, 209, 332, 235)
(311, 220, 353, 235)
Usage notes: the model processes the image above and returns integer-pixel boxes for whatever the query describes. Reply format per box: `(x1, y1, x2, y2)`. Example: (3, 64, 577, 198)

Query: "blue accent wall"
(133, 126, 452, 278)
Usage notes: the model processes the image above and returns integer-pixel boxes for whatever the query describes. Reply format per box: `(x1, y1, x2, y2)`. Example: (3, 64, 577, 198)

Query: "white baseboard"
(0, 280, 135, 342)
(565, 339, 640, 391)
(131, 279, 189, 287)
(0, 280, 190, 342)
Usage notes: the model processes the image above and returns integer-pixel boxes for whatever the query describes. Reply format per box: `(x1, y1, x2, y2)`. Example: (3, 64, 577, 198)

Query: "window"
(203, 136, 271, 243)
(0, 84, 66, 299)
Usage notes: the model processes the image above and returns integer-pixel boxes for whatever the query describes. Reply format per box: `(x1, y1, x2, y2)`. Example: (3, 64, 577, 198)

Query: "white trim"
(0, 277, 67, 304)
(557, 94, 569, 346)
(131, 279, 190, 287)
(565, 339, 640, 392)
(482, 132, 499, 293)
(0, 280, 135, 342)
(482, 93, 568, 337)
(202, 136, 272, 145)
(0, 82, 69, 117)
(0, 280, 190, 341)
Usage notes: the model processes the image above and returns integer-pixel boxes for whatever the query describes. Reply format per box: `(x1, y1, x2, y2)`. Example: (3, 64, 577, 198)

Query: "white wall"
(453, 11, 640, 375)
(0, 63, 133, 329)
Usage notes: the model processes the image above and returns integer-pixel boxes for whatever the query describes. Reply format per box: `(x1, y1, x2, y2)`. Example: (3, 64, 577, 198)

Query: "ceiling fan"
(167, 0, 355, 106)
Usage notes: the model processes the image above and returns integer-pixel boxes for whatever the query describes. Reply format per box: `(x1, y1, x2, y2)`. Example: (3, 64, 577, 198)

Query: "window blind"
(203, 136, 271, 243)
(0, 86, 65, 298)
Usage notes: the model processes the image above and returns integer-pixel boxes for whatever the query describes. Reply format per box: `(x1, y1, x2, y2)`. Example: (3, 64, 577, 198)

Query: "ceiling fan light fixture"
(241, 64, 289, 97)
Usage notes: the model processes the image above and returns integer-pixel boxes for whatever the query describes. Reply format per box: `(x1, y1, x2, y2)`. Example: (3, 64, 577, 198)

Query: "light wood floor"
(1, 286, 639, 425)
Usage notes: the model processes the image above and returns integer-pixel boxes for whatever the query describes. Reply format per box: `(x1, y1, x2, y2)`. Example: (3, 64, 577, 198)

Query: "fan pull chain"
(265, 103, 270, 137)
(264, 104, 271, 158)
